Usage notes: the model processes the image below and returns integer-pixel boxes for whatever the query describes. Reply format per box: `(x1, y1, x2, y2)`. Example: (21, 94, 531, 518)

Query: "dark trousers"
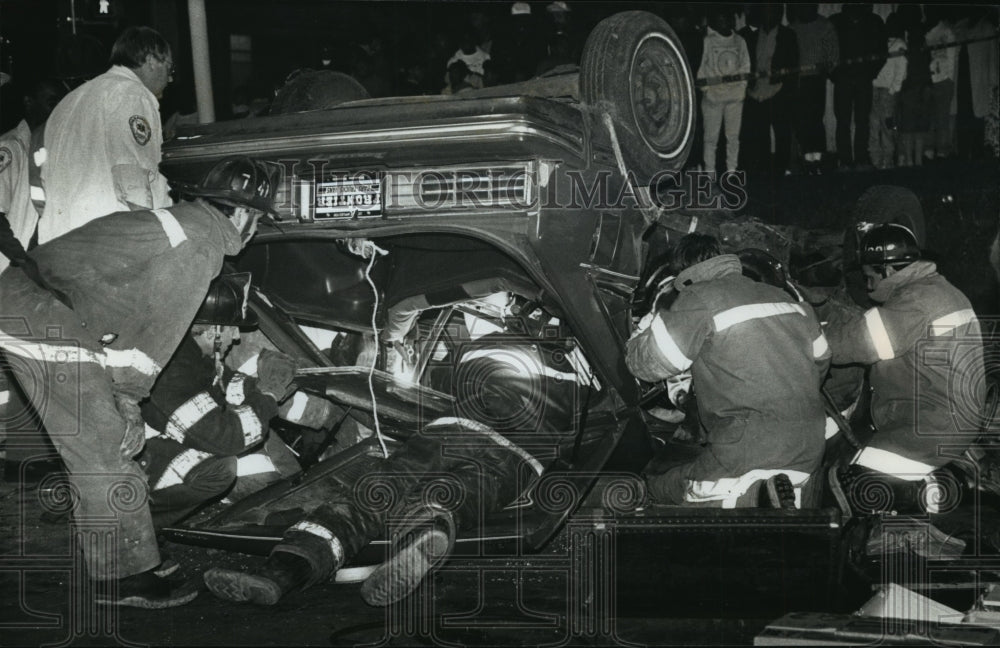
(275, 344, 584, 582)
(741, 91, 794, 175)
(796, 75, 829, 154)
(142, 437, 238, 528)
(834, 76, 874, 165)
(279, 419, 557, 582)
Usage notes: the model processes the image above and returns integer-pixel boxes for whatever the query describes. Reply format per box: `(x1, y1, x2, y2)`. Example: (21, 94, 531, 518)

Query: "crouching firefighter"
(627, 234, 830, 509)
(138, 273, 300, 529)
(203, 292, 598, 607)
(825, 223, 986, 515)
(0, 156, 279, 608)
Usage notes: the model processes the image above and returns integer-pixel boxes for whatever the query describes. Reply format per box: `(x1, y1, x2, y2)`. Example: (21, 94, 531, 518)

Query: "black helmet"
(194, 273, 258, 327)
(738, 248, 787, 289)
(859, 223, 921, 267)
(180, 157, 279, 215)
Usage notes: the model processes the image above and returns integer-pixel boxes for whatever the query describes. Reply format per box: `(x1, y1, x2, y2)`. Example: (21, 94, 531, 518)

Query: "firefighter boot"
(758, 473, 797, 509)
(204, 550, 312, 605)
(361, 508, 455, 607)
(829, 464, 928, 516)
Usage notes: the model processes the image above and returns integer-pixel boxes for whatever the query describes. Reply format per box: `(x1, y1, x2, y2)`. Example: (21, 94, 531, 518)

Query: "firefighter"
(138, 273, 301, 529)
(826, 223, 985, 514)
(0, 156, 278, 608)
(627, 233, 830, 509)
(203, 292, 596, 607)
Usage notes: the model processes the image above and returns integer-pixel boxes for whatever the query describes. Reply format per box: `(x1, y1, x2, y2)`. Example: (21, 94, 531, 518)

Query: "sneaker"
(94, 570, 198, 609)
(360, 527, 452, 607)
(204, 551, 312, 606)
(760, 473, 796, 509)
(204, 568, 284, 606)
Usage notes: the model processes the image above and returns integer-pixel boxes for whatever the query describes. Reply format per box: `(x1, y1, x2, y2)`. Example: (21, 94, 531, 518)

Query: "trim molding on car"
(162, 116, 584, 163)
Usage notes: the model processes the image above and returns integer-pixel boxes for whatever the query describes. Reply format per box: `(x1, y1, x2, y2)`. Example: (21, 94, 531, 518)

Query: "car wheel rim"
(629, 33, 693, 160)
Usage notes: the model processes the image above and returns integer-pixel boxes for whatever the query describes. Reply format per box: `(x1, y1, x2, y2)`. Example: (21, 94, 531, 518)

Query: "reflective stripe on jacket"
(826, 260, 985, 469)
(626, 254, 829, 479)
(0, 199, 242, 400)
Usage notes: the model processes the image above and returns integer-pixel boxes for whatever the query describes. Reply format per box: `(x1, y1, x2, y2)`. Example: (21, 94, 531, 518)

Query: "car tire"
(580, 11, 695, 180)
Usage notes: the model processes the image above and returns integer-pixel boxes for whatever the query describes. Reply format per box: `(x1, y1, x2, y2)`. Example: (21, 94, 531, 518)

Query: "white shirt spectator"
(0, 120, 37, 273)
(698, 26, 751, 103)
(926, 22, 958, 84)
(873, 37, 908, 94)
(39, 65, 171, 244)
(446, 47, 491, 89)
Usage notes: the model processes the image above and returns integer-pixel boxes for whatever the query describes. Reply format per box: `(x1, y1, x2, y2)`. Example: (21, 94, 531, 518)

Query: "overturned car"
(158, 10, 1000, 627)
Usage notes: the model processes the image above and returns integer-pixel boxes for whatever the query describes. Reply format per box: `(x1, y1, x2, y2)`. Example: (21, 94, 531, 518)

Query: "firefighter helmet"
(180, 156, 279, 215)
(194, 273, 258, 327)
(859, 223, 921, 267)
(738, 248, 787, 290)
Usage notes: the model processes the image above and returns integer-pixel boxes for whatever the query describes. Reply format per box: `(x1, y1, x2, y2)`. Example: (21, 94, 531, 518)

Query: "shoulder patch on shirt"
(0, 146, 12, 173)
(129, 115, 151, 146)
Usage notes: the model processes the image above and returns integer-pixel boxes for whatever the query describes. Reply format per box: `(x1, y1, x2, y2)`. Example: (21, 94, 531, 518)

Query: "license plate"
(314, 173, 382, 219)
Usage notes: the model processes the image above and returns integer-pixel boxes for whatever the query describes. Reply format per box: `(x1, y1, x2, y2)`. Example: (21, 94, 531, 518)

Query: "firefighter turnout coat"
(826, 260, 985, 477)
(0, 199, 241, 578)
(626, 254, 830, 505)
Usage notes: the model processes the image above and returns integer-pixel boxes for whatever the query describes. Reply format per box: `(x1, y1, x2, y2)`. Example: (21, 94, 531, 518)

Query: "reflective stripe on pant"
(278, 418, 554, 583)
(145, 443, 236, 529)
(0, 272, 159, 579)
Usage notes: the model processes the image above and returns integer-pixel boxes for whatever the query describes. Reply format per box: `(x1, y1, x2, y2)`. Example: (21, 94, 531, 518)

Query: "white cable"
(362, 240, 390, 458)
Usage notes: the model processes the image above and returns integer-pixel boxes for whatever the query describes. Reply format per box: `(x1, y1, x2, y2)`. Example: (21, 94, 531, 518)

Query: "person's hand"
(256, 349, 297, 402)
(114, 393, 145, 459)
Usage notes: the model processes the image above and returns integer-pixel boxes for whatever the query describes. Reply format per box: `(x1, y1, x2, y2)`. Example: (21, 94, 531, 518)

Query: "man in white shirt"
(39, 26, 174, 244)
(0, 80, 63, 273)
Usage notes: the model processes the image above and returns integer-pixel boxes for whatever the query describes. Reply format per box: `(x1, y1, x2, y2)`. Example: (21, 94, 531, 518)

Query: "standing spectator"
(953, 8, 999, 160)
(870, 18, 908, 169)
(0, 80, 63, 273)
(924, 7, 959, 160)
(830, 5, 887, 168)
(895, 5, 932, 167)
(789, 4, 839, 173)
(741, 4, 799, 176)
(446, 31, 491, 90)
(543, 1, 583, 64)
(39, 27, 174, 244)
(697, 6, 750, 175)
(491, 2, 547, 84)
(441, 60, 473, 95)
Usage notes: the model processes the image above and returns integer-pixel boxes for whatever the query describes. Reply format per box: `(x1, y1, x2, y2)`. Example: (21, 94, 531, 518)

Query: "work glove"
(114, 392, 146, 459)
(256, 349, 297, 403)
(665, 371, 692, 408)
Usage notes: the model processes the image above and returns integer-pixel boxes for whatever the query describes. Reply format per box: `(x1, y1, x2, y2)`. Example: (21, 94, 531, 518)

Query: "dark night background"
(0, 0, 697, 129)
